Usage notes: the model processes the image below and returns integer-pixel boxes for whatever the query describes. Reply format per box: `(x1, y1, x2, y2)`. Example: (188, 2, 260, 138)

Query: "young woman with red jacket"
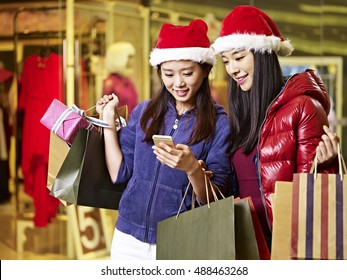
(212, 5, 340, 252)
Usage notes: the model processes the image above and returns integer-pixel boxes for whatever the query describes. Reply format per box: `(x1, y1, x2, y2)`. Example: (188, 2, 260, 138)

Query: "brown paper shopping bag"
(271, 181, 293, 260)
(47, 132, 71, 206)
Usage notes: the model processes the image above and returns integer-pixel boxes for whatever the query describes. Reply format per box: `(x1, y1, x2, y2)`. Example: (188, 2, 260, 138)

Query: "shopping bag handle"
(94, 103, 128, 132)
(114, 105, 128, 130)
(310, 142, 347, 180)
(175, 169, 225, 220)
(72, 104, 111, 128)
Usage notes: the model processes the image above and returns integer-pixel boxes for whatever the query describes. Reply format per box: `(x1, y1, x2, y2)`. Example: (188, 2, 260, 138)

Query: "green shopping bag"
(156, 195, 236, 260)
(156, 171, 261, 260)
(156, 174, 236, 260)
(234, 198, 260, 260)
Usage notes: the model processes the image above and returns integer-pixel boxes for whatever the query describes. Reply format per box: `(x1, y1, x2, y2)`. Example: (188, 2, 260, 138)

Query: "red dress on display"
(18, 52, 63, 227)
(102, 73, 138, 114)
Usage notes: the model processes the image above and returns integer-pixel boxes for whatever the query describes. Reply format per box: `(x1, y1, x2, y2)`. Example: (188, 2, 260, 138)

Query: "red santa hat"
(150, 19, 216, 67)
(212, 5, 294, 56)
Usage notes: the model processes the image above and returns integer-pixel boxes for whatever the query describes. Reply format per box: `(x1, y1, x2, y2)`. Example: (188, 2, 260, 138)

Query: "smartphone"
(152, 135, 175, 147)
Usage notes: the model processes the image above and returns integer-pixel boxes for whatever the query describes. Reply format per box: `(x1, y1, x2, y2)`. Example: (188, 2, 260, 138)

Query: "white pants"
(111, 228, 156, 260)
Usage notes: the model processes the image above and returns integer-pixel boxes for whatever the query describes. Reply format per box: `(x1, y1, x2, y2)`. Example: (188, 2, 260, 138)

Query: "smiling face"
(221, 49, 254, 92)
(160, 60, 206, 113)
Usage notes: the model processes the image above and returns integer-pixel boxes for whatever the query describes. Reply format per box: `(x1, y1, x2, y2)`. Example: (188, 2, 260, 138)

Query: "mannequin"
(0, 61, 13, 203)
(102, 42, 138, 114)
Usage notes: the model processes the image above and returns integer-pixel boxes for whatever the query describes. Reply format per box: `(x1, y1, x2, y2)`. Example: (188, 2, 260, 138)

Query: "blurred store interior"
(0, 0, 346, 260)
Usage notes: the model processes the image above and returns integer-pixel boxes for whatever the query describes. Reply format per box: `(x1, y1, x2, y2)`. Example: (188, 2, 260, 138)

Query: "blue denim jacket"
(114, 99, 232, 243)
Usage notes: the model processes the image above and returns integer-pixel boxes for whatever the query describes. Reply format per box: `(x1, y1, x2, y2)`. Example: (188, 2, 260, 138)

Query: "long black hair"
(140, 63, 216, 144)
(228, 51, 284, 155)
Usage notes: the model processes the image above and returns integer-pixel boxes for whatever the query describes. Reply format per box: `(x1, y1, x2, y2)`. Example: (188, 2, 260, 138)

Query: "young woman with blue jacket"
(96, 19, 232, 260)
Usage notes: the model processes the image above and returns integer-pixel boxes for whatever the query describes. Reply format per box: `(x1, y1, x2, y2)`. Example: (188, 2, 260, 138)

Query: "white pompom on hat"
(150, 19, 216, 67)
(212, 5, 294, 56)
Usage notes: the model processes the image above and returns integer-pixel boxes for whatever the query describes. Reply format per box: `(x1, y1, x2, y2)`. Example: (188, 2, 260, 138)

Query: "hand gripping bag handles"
(291, 143, 347, 260)
(156, 171, 236, 260)
(50, 106, 128, 210)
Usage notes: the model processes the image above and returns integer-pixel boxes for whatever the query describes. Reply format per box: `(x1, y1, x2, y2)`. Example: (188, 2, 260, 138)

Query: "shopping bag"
(234, 198, 260, 260)
(235, 196, 269, 260)
(271, 181, 293, 260)
(50, 128, 127, 210)
(247, 197, 271, 260)
(115, 104, 129, 123)
(157, 176, 235, 260)
(157, 196, 235, 260)
(47, 132, 71, 206)
(291, 145, 347, 260)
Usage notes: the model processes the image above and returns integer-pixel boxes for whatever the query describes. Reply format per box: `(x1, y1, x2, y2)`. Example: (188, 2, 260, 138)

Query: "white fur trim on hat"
(150, 47, 216, 67)
(212, 33, 293, 56)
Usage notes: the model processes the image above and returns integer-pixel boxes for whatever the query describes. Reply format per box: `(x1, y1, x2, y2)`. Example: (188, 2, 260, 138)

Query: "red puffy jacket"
(258, 69, 338, 224)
